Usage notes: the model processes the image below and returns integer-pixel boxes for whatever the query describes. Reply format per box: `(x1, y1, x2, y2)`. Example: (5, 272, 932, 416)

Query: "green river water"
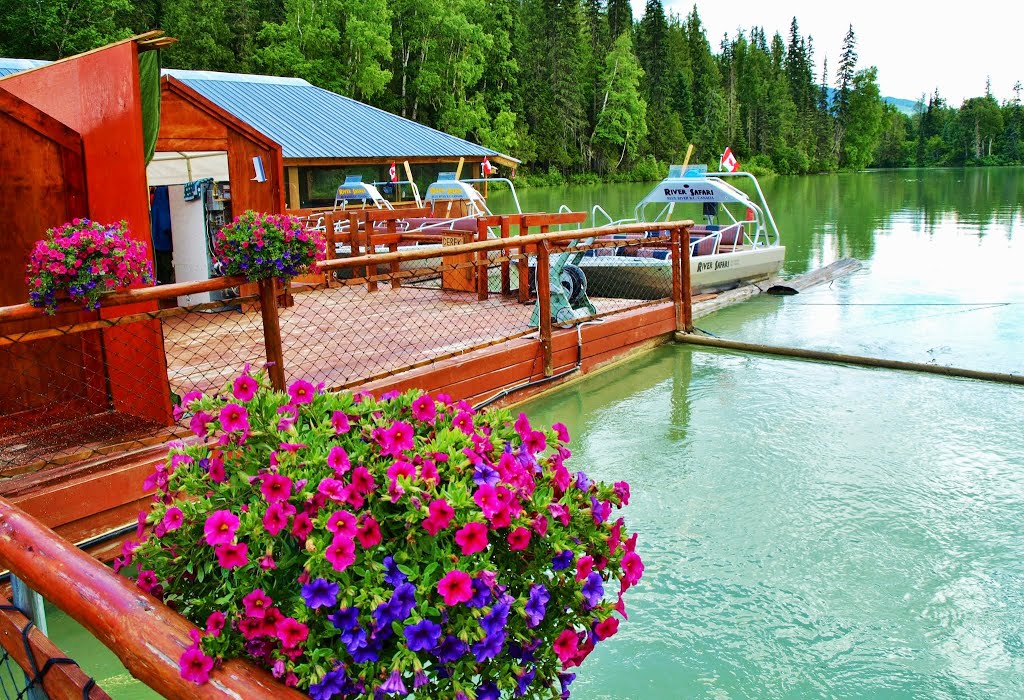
(38, 168, 1024, 698)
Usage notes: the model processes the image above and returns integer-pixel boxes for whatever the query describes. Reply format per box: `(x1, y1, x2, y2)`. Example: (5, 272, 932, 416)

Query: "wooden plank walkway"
(161, 285, 642, 397)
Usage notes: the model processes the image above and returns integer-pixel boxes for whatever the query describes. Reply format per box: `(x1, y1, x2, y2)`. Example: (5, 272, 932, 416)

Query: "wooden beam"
(287, 167, 301, 209)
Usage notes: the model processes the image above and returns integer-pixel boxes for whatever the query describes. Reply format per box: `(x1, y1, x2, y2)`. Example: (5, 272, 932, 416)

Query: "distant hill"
(883, 96, 918, 116)
(823, 87, 918, 116)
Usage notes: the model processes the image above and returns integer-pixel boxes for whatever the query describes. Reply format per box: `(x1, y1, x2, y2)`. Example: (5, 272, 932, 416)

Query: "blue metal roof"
(165, 69, 515, 163)
(0, 58, 51, 78)
(0, 59, 515, 163)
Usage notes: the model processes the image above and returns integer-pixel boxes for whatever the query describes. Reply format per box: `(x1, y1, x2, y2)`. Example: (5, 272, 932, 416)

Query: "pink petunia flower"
(422, 499, 454, 535)
(576, 555, 595, 582)
(291, 512, 313, 540)
(162, 507, 184, 532)
(350, 466, 376, 495)
(263, 501, 295, 536)
(287, 379, 316, 405)
(260, 473, 292, 503)
(205, 611, 226, 636)
(553, 629, 580, 666)
(232, 373, 258, 402)
(452, 411, 475, 435)
(179, 646, 214, 684)
(378, 420, 415, 457)
(203, 510, 239, 546)
(411, 394, 437, 424)
(326, 510, 357, 538)
(552, 422, 570, 444)
(454, 522, 489, 556)
(219, 403, 249, 433)
(331, 411, 351, 434)
(507, 526, 531, 551)
(242, 588, 273, 618)
(355, 516, 381, 548)
(276, 617, 309, 649)
(216, 542, 248, 569)
(437, 569, 473, 606)
(325, 534, 356, 572)
(327, 446, 351, 475)
(621, 551, 644, 586)
(594, 616, 619, 641)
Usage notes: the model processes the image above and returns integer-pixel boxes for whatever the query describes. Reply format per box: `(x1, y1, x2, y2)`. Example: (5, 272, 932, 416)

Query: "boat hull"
(578, 246, 786, 299)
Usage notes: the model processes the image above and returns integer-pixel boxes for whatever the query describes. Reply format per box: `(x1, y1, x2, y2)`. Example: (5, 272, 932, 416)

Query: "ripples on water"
(523, 347, 1024, 699)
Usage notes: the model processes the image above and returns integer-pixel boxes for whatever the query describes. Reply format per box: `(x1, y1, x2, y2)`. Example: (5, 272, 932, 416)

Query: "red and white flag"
(389, 162, 398, 182)
(720, 147, 739, 173)
(482, 157, 494, 177)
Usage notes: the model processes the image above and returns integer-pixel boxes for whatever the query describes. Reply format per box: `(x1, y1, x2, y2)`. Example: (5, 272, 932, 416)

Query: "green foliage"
(3, 0, 1022, 180)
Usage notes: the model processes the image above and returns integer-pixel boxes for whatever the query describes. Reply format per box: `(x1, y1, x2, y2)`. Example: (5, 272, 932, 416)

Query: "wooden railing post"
(536, 240, 553, 377)
(681, 223, 693, 332)
(499, 216, 511, 296)
(258, 278, 286, 391)
(670, 226, 685, 333)
(517, 215, 530, 303)
(323, 211, 336, 289)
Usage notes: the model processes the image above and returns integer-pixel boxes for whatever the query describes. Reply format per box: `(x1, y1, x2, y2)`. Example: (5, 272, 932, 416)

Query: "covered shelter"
(159, 69, 518, 212)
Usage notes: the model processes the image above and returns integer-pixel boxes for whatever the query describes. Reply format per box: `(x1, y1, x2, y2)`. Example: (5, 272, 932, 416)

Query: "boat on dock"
(577, 165, 785, 298)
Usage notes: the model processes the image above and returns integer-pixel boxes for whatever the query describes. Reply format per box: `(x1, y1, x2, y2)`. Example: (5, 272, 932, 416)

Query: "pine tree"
(607, 0, 632, 39)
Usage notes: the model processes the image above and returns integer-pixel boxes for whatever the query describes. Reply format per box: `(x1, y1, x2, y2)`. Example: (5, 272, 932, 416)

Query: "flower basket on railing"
(214, 211, 326, 281)
(25, 219, 153, 315)
(126, 372, 644, 698)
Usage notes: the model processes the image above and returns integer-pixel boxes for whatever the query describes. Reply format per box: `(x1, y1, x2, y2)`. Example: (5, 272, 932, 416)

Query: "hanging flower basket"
(126, 372, 644, 698)
(214, 211, 326, 281)
(25, 219, 153, 315)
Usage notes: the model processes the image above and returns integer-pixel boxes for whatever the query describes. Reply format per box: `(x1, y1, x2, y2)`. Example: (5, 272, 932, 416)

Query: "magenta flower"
(331, 411, 350, 434)
(622, 551, 644, 586)
(524, 430, 547, 454)
(594, 616, 619, 641)
(327, 446, 351, 475)
(507, 526, 531, 551)
(356, 516, 381, 548)
(287, 379, 316, 405)
(576, 555, 595, 582)
(260, 473, 292, 503)
(379, 421, 415, 457)
(473, 485, 501, 519)
(614, 481, 631, 506)
(455, 522, 489, 556)
(325, 534, 356, 572)
(437, 570, 473, 606)
(317, 477, 348, 502)
(243, 588, 273, 618)
(411, 394, 436, 423)
(262, 501, 294, 536)
(136, 569, 158, 593)
(422, 499, 454, 535)
(552, 422, 570, 443)
(553, 629, 580, 666)
(205, 611, 226, 636)
(203, 510, 239, 546)
(326, 510, 357, 538)
(216, 542, 249, 569)
(232, 373, 258, 401)
(452, 411, 475, 435)
(350, 466, 376, 494)
(180, 646, 214, 684)
(514, 412, 531, 438)
(276, 616, 309, 649)
(219, 403, 249, 433)
(162, 507, 184, 532)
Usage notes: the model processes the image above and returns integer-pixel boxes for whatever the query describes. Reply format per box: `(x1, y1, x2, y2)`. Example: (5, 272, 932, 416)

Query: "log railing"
(0, 496, 307, 699)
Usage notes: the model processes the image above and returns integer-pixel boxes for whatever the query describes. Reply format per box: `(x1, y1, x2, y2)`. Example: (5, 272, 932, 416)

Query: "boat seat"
(690, 235, 717, 256)
(717, 222, 745, 250)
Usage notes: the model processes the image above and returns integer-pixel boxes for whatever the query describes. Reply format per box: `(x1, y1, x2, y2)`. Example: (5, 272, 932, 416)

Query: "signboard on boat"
(658, 180, 737, 203)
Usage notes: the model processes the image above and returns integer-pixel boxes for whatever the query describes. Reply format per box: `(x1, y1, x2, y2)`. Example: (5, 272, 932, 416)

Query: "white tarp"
(146, 151, 229, 186)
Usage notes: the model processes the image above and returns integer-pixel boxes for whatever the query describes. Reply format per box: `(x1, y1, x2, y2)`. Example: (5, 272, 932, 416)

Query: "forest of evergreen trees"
(2, 0, 1022, 181)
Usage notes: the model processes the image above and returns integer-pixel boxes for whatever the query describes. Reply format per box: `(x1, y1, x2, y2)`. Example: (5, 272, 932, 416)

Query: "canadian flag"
(720, 147, 739, 173)
(482, 156, 494, 177)
(389, 162, 398, 182)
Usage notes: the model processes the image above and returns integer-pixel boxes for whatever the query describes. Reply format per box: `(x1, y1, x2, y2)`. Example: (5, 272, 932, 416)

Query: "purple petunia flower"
(435, 635, 469, 664)
(467, 579, 492, 609)
(383, 555, 407, 587)
(301, 577, 339, 610)
(524, 584, 550, 628)
(582, 571, 605, 608)
(330, 606, 360, 630)
(480, 601, 510, 637)
(477, 681, 500, 700)
(552, 549, 575, 571)
(473, 463, 500, 487)
(472, 630, 505, 662)
(559, 673, 577, 698)
(388, 583, 417, 622)
(576, 471, 592, 491)
(379, 670, 407, 695)
(403, 619, 442, 652)
(309, 668, 347, 700)
(515, 667, 536, 697)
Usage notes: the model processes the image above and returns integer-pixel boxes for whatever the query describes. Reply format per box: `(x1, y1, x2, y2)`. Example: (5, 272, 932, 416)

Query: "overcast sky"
(639, 1, 1022, 105)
